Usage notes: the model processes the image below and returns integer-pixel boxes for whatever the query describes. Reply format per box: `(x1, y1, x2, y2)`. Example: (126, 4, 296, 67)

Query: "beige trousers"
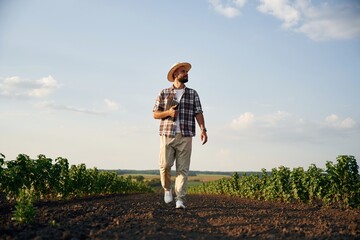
(159, 134, 192, 201)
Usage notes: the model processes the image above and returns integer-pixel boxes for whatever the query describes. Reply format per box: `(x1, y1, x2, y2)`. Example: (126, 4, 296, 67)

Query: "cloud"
(209, 1, 360, 41)
(257, 0, 300, 28)
(38, 99, 123, 115)
(38, 101, 104, 115)
(231, 110, 289, 130)
(0, 75, 60, 98)
(324, 114, 356, 129)
(104, 99, 119, 111)
(261, 110, 290, 128)
(231, 112, 254, 129)
(257, 0, 360, 41)
(230, 111, 357, 142)
(209, 0, 247, 18)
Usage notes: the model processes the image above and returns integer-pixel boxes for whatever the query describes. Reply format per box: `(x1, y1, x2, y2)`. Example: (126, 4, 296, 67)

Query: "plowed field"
(1, 193, 359, 239)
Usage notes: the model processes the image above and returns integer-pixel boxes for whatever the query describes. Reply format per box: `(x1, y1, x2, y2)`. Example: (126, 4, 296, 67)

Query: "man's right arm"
(153, 106, 178, 119)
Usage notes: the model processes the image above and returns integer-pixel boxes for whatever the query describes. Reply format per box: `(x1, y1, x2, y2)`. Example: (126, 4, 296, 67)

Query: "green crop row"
(188, 155, 360, 208)
(0, 153, 153, 202)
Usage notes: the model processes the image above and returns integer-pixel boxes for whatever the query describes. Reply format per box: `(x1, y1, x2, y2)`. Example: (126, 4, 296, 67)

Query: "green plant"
(12, 187, 37, 224)
(324, 155, 360, 208)
(0, 154, 153, 204)
(189, 155, 360, 209)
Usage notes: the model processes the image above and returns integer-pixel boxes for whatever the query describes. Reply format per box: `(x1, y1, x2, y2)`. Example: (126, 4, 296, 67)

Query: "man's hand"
(168, 105, 178, 118)
(200, 131, 208, 145)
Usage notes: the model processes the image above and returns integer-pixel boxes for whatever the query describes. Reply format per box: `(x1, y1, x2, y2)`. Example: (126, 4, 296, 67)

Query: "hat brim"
(167, 62, 191, 82)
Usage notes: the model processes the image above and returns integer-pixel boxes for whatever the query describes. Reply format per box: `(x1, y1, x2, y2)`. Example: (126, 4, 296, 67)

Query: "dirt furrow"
(1, 193, 359, 239)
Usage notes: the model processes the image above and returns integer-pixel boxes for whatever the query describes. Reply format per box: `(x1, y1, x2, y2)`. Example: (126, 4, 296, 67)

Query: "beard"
(178, 75, 189, 83)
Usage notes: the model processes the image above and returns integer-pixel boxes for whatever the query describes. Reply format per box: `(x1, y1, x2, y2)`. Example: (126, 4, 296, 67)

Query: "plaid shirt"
(153, 85, 203, 137)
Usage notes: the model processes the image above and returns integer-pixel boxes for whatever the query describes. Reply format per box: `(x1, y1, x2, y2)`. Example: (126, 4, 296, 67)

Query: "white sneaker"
(175, 200, 185, 209)
(164, 190, 173, 203)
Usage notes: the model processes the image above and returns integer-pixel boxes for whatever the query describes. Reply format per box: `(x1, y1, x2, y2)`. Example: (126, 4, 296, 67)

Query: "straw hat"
(167, 62, 191, 82)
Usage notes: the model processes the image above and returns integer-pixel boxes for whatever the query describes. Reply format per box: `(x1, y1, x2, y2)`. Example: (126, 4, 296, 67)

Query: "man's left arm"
(196, 113, 208, 145)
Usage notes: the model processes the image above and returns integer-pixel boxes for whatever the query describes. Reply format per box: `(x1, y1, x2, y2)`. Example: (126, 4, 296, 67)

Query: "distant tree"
(135, 175, 145, 182)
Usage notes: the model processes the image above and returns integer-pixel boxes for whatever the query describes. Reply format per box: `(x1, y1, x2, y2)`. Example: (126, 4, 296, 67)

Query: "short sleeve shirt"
(153, 85, 203, 138)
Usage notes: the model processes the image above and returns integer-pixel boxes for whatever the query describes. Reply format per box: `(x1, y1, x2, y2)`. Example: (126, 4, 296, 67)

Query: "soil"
(0, 193, 359, 240)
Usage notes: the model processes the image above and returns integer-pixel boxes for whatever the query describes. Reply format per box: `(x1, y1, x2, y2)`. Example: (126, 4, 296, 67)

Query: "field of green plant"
(1, 153, 359, 224)
(0, 153, 152, 223)
(188, 155, 360, 209)
(0, 154, 152, 200)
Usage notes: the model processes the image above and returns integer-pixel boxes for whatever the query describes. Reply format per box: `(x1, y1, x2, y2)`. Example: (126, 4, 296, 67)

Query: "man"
(153, 62, 208, 209)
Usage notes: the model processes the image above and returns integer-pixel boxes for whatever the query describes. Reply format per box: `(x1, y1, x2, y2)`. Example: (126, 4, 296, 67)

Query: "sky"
(1, 0, 359, 172)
